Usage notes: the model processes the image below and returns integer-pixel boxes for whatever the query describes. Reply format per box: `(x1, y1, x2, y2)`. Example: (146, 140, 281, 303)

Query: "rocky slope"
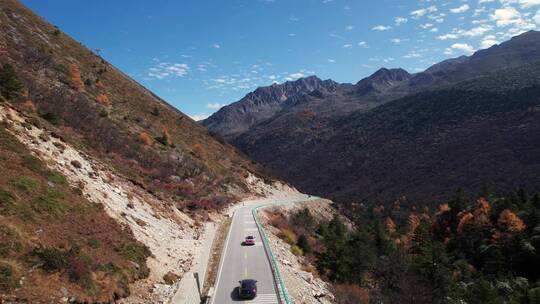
(202, 76, 339, 140)
(205, 30, 540, 205)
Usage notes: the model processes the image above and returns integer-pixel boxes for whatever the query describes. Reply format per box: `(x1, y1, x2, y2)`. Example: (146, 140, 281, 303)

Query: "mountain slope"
(0, 0, 281, 301)
(202, 76, 339, 140)
(0, 0, 267, 206)
(217, 31, 540, 205)
(238, 62, 540, 204)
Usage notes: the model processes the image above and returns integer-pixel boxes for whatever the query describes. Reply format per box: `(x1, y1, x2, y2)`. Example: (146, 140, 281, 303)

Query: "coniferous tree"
(0, 63, 22, 99)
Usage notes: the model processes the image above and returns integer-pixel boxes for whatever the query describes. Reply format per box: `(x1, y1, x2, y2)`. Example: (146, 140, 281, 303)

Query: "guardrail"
(252, 204, 292, 304)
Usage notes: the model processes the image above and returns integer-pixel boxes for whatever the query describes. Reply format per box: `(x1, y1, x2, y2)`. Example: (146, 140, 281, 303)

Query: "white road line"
(245, 228, 258, 231)
(245, 220, 256, 224)
(246, 293, 279, 304)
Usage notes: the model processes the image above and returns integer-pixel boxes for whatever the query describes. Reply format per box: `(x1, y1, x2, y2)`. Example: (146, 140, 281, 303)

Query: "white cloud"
(450, 4, 470, 13)
(343, 43, 353, 48)
(212, 43, 221, 49)
(372, 25, 392, 31)
(394, 16, 408, 25)
(445, 43, 475, 55)
(437, 25, 493, 40)
(148, 62, 189, 79)
(518, 0, 540, 8)
(284, 72, 310, 81)
(535, 9, 540, 23)
(404, 52, 422, 58)
(345, 25, 355, 31)
(491, 6, 521, 26)
(390, 38, 402, 44)
(358, 41, 369, 47)
(328, 59, 335, 63)
(190, 114, 210, 121)
(206, 103, 225, 109)
(411, 5, 437, 19)
(480, 35, 499, 48)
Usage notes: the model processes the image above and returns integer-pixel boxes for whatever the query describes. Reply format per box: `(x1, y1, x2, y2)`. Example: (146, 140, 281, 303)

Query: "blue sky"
(21, 0, 540, 120)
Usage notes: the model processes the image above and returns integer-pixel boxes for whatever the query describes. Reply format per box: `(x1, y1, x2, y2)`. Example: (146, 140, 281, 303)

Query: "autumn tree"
(138, 132, 153, 146)
(498, 209, 526, 232)
(69, 63, 84, 91)
(96, 93, 109, 106)
(157, 127, 172, 146)
(0, 63, 23, 99)
(385, 217, 396, 234)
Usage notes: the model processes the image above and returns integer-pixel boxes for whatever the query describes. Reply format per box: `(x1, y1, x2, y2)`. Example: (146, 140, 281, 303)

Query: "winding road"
(211, 195, 312, 304)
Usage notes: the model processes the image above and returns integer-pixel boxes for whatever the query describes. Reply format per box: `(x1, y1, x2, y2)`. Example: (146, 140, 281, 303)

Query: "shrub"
(44, 170, 67, 185)
(138, 132, 153, 146)
(22, 154, 43, 172)
(69, 63, 85, 91)
(0, 63, 23, 99)
(32, 247, 69, 272)
(34, 189, 68, 216)
(11, 176, 39, 192)
(0, 225, 22, 258)
(39, 112, 59, 125)
(334, 284, 369, 304)
(297, 234, 311, 254)
(70, 160, 82, 169)
(156, 127, 172, 146)
(192, 143, 205, 157)
(279, 228, 297, 245)
(0, 263, 19, 291)
(87, 238, 100, 249)
(163, 271, 180, 284)
(96, 93, 110, 106)
(21, 100, 37, 112)
(291, 245, 304, 256)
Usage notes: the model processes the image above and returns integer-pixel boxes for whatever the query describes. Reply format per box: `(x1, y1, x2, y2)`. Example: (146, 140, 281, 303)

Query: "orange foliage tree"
(69, 63, 85, 91)
(498, 209, 526, 232)
(437, 203, 451, 214)
(138, 132, 153, 146)
(385, 217, 396, 234)
(407, 214, 420, 235)
(96, 94, 110, 106)
(161, 127, 172, 146)
(457, 212, 474, 235)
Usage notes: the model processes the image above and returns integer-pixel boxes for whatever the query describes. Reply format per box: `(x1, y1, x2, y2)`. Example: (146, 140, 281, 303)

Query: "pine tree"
(0, 63, 23, 99)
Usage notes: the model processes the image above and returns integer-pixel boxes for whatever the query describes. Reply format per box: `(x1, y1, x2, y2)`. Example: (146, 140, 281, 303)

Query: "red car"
(244, 235, 255, 246)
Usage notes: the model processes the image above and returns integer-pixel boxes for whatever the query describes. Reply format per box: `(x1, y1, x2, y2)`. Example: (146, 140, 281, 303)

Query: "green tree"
(0, 64, 23, 99)
(297, 234, 311, 254)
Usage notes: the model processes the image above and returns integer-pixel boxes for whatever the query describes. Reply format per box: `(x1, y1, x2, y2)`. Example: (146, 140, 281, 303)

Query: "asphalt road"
(211, 204, 280, 304)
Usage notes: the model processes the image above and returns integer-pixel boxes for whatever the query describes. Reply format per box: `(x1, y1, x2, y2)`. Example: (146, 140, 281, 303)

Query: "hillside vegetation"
(0, 124, 150, 302)
(0, 0, 268, 211)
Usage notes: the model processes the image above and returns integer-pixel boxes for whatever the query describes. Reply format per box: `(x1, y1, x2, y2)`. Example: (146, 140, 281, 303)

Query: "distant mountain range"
(203, 30, 540, 205)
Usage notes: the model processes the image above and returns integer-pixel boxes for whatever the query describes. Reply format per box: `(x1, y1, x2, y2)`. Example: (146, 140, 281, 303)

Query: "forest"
(271, 190, 540, 303)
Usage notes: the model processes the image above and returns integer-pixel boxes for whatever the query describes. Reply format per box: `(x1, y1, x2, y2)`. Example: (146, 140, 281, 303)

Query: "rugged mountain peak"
(202, 75, 339, 139)
(354, 68, 411, 95)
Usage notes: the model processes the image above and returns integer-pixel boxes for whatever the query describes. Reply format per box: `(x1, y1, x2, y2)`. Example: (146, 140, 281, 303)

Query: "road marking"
(244, 266, 248, 277)
(244, 251, 247, 259)
(245, 228, 258, 231)
(246, 293, 279, 304)
(245, 220, 256, 224)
